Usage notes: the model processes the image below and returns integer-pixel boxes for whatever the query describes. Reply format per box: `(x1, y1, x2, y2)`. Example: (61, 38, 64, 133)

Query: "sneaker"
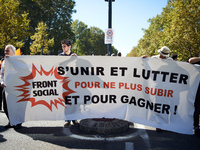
(64, 122, 70, 128)
(156, 128, 162, 132)
(72, 120, 79, 126)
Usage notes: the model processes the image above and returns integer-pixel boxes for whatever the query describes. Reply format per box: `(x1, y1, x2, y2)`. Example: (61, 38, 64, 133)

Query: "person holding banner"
(59, 39, 77, 57)
(189, 57, 200, 135)
(59, 39, 79, 127)
(142, 46, 173, 132)
(142, 46, 173, 60)
(189, 57, 200, 64)
(171, 53, 178, 61)
(0, 58, 4, 110)
(0, 44, 22, 129)
(117, 52, 122, 57)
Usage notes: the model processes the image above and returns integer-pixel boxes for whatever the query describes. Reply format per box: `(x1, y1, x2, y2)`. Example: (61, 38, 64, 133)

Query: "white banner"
(5, 56, 200, 135)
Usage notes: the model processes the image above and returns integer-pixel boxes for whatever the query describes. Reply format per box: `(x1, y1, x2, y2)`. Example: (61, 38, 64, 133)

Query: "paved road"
(0, 110, 200, 150)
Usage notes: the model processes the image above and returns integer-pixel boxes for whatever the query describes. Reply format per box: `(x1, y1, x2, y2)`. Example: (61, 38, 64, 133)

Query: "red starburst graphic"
(15, 64, 75, 111)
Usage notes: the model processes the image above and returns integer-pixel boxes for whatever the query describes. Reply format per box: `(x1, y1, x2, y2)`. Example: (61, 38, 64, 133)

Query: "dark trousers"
(0, 86, 3, 110)
(2, 89, 9, 121)
(194, 83, 200, 127)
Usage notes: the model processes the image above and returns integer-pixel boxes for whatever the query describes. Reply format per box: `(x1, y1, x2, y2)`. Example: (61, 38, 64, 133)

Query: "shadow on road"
(0, 125, 7, 143)
(13, 126, 112, 149)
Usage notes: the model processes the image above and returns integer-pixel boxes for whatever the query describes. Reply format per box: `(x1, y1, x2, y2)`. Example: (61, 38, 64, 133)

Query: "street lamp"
(105, 0, 115, 56)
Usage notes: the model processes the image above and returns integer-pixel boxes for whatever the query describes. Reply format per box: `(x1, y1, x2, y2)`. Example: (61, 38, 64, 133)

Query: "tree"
(89, 26, 118, 55)
(89, 27, 107, 55)
(0, 0, 30, 55)
(71, 20, 91, 55)
(134, 0, 200, 61)
(111, 46, 118, 56)
(135, 14, 166, 57)
(71, 20, 118, 55)
(127, 47, 140, 57)
(163, 0, 200, 60)
(30, 22, 54, 55)
(18, 0, 76, 54)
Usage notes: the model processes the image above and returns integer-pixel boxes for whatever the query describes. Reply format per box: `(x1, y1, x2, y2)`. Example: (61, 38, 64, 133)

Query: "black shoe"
(72, 120, 79, 126)
(4, 123, 12, 128)
(64, 122, 70, 128)
(14, 123, 22, 129)
(194, 128, 200, 136)
(156, 128, 162, 132)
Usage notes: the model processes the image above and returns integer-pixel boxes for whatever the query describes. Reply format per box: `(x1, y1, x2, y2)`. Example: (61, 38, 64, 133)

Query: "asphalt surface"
(1, 110, 200, 150)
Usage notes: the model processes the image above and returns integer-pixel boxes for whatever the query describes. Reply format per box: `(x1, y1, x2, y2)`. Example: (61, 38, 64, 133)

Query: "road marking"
(135, 124, 151, 150)
(125, 142, 134, 150)
(135, 123, 146, 129)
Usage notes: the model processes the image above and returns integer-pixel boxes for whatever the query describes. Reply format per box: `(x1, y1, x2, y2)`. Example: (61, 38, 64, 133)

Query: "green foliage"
(18, 0, 76, 54)
(30, 22, 54, 55)
(127, 47, 140, 57)
(71, 20, 91, 55)
(71, 20, 118, 56)
(0, 0, 30, 55)
(127, 0, 200, 61)
(111, 46, 118, 56)
(1, 0, 118, 56)
(89, 26, 107, 55)
(164, 0, 200, 61)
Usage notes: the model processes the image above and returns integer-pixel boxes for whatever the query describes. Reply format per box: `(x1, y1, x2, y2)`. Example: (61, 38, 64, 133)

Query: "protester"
(0, 58, 4, 110)
(189, 57, 200, 135)
(171, 53, 177, 61)
(58, 39, 77, 57)
(58, 39, 78, 127)
(142, 46, 173, 132)
(1, 44, 22, 129)
(142, 46, 173, 60)
(189, 57, 200, 64)
(117, 52, 122, 57)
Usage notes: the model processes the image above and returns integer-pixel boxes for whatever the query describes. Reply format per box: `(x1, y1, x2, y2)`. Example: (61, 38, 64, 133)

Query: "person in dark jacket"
(58, 39, 78, 127)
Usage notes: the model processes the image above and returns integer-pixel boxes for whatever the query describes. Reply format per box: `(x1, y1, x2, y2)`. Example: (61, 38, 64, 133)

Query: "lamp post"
(105, 0, 115, 56)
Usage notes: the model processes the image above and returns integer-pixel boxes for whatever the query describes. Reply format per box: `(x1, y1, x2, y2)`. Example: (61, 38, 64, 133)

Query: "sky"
(72, 0, 168, 56)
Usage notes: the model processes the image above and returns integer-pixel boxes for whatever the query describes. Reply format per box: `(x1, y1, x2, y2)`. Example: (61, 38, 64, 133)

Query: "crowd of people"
(0, 42, 200, 136)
